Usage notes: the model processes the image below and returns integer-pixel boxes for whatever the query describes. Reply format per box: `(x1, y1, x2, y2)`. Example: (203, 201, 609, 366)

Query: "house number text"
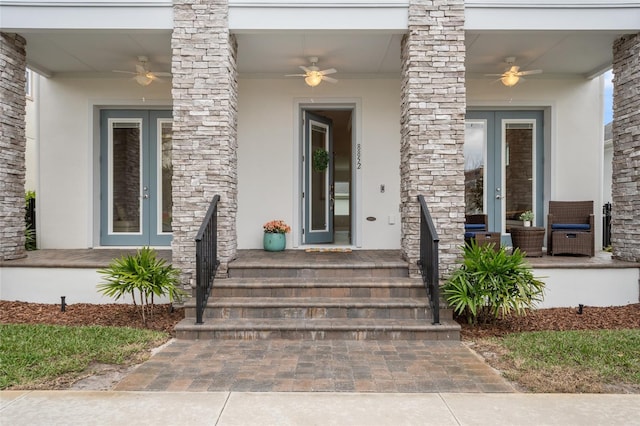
(356, 144, 362, 170)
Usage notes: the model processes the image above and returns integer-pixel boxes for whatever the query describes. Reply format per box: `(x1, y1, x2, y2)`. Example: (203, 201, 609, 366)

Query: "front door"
(100, 110, 172, 246)
(303, 111, 334, 243)
(465, 111, 544, 235)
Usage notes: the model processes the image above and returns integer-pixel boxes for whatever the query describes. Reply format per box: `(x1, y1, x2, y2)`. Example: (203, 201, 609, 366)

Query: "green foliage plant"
(24, 225, 36, 251)
(312, 148, 329, 172)
(519, 210, 535, 221)
(25, 190, 37, 250)
(443, 240, 545, 325)
(98, 247, 185, 326)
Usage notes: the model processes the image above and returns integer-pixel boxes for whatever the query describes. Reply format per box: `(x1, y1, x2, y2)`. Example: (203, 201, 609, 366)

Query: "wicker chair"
(547, 201, 595, 256)
(465, 214, 501, 250)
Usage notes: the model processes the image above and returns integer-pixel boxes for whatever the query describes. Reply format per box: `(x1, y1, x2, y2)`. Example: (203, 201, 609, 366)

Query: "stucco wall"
(37, 77, 170, 248)
(34, 75, 603, 251)
(237, 78, 402, 249)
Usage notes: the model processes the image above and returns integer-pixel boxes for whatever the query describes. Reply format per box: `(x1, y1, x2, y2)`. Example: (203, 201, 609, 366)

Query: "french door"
(465, 111, 544, 234)
(303, 111, 334, 244)
(100, 110, 172, 246)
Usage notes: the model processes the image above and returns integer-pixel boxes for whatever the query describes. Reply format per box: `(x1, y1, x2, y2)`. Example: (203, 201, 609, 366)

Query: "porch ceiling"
(17, 29, 627, 80)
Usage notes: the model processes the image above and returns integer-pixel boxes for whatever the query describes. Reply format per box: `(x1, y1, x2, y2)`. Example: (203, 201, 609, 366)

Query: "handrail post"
(417, 195, 440, 325)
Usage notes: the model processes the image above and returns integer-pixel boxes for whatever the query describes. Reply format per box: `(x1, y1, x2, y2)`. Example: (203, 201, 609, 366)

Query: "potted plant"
(263, 220, 291, 251)
(519, 210, 534, 227)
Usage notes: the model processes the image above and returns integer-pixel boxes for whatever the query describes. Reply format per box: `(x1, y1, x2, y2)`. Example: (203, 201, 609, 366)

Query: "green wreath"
(313, 148, 330, 172)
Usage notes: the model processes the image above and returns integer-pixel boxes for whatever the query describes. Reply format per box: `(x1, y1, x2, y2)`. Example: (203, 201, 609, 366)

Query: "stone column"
(171, 0, 238, 285)
(400, 0, 466, 278)
(611, 32, 640, 262)
(0, 33, 27, 261)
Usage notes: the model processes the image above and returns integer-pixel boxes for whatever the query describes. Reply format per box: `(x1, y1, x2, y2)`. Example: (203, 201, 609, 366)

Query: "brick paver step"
(185, 297, 431, 320)
(210, 277, 426, 298)
(174, 317, 460, 341)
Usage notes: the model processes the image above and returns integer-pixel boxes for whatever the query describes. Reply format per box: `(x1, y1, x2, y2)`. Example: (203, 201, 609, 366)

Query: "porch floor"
(1, 248, 637, 269)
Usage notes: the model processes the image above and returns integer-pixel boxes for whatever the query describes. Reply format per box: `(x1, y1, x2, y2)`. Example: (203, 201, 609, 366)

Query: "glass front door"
(465, 111, 543, 235)
(100, 110, 172, 246)
(303, 111, 334, 244)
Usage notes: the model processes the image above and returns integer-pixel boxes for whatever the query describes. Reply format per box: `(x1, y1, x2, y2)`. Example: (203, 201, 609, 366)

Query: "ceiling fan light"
(305, 71, 323, 87)
(135, 74, 153, 86)
(501, 73, 520, 87)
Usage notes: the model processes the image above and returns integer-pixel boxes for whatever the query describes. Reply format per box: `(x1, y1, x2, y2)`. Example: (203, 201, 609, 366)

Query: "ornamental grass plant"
(443, 240, 545, 325)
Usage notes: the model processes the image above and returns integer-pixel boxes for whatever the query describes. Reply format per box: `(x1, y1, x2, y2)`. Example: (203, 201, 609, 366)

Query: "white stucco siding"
(467, 76, 604, 248)
(237, 78, 401, 249)
(37, 77, 170, 248)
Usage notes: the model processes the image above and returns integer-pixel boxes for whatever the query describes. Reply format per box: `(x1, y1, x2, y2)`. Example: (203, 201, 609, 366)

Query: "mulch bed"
(457, 303, 640, 339)
(0, 301, 184, 335)
(1, 301, 638, 338)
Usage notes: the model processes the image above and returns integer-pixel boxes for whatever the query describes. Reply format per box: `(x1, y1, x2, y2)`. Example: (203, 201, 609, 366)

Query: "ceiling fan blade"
(113, 70, 136, 75)
(484, 73, 504, 77)
(135, 64, 147, 74)
(322, 76, 338, 83)
(319, 68, 337, 75)
(153, 72, 172, 77)
(299, 65, 311, 73)
(285, 74, 307, 77)
(518, 69, 543, 76)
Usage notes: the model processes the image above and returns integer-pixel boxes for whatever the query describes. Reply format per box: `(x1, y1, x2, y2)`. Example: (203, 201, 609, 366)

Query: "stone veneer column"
(400, 0, 466, 277)
(611, 32, 640, 262)
(171, 0, 238, 285)
(0, 33, 27, 261)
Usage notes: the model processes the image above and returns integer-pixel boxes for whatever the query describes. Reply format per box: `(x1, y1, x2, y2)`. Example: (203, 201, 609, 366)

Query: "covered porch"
(1, 248, 638, 309)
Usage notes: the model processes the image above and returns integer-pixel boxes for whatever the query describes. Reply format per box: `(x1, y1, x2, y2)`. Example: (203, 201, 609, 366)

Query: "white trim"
(500, 118, 537, 235)
(107, 117, 144, 236)
(156, 118, 173, 236)
(293, 98, 362, 249)
(306, 119, 331, 237)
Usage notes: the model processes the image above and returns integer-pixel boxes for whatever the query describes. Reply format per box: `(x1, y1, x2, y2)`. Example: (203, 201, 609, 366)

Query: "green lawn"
(0, 324, 168, 389)
(498, 329, 640, 392)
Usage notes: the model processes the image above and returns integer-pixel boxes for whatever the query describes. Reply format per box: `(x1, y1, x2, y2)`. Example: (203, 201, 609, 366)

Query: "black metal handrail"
(417, 195, 440, 325)
(195, 195, 220, 325)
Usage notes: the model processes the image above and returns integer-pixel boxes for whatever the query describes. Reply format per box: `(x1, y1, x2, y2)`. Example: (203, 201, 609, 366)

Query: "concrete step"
(185, 297, 430, 320)
(210, 277, 426, 298)
(174, 318, 460, 341)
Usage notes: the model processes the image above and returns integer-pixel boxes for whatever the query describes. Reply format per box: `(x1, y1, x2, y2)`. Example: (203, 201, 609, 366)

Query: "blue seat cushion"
(465, 224, 486, 231)
(464, 232, 476, 239)
(552, 223, 591, 231)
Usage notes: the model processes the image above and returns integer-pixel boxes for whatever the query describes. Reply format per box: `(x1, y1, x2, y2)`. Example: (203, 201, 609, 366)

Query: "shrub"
(443, 241, 545, 325)
(97, 247, 186, 326)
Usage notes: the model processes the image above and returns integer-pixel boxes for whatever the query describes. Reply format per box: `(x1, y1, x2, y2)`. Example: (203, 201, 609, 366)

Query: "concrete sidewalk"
(2, 391, 639, 425)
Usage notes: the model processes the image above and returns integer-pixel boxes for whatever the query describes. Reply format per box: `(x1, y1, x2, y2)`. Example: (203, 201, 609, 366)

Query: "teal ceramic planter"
(263, 232, 286, 252)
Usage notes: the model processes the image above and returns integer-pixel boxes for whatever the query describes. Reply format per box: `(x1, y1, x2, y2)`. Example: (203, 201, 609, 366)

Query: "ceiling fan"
(286, 57, 338, 87)
(486, 57, 542, 87)
(113, 56, 172, 86)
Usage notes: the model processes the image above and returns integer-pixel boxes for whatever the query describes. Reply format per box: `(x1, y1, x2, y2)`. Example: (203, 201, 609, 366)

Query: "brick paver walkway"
(114, 340, 515, 393)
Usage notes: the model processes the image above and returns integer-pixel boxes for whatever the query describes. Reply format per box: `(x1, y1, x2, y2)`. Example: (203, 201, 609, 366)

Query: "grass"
(492, 329, 640, 393)
(0, 324, 168, 389)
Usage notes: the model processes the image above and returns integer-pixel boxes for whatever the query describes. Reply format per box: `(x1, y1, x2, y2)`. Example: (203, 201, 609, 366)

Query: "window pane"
(311, 124, 327, 231)
(112, 123, 141, 233)
(464, 121, 485, 214)
(505, 123, 533, 224)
